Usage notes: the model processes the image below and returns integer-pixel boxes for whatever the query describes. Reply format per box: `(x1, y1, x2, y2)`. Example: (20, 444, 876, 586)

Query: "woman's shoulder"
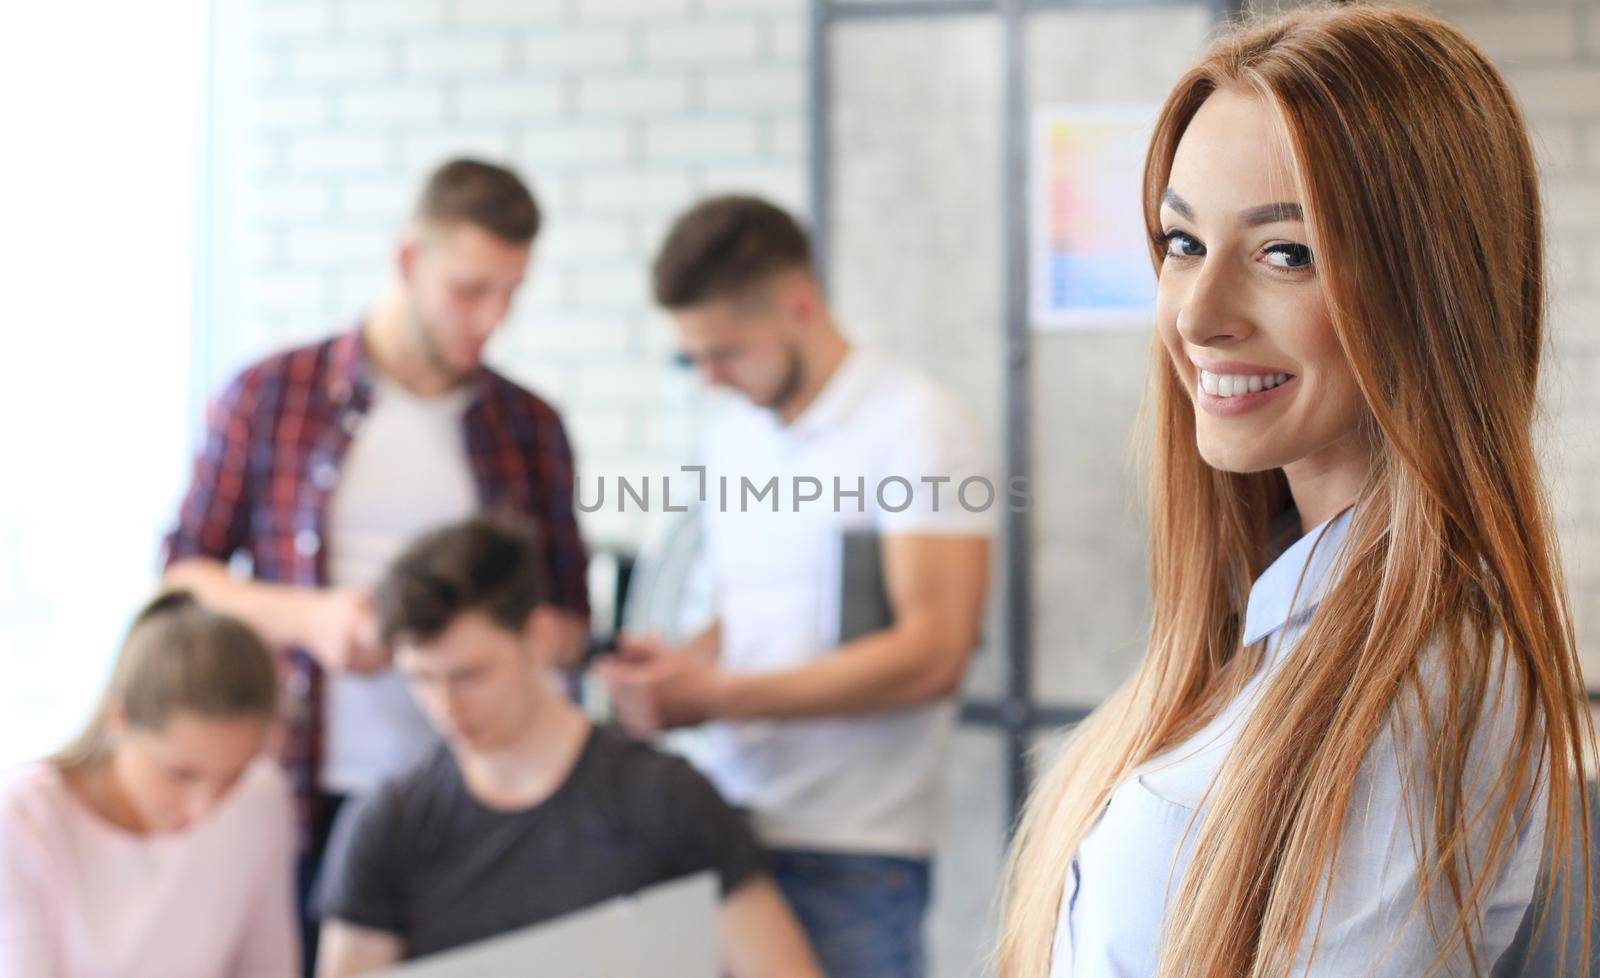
(210, 757, 294, 835)
(0, 761, 69, 821)
(234, 757, 292, 809)
(1379, 635, 1548, 856)
(1406, 633, 1537, 745)
(0, 762, 73, 859)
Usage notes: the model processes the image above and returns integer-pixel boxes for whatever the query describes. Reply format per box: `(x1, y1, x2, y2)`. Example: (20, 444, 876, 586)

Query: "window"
(0, 2, 208, 764)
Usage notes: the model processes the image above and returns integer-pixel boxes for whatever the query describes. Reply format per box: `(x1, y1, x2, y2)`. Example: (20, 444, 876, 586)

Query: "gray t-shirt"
(316, 726, 769, 960)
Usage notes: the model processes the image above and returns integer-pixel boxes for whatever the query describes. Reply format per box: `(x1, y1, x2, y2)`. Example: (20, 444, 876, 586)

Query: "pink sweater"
(0, 759, 298, 978)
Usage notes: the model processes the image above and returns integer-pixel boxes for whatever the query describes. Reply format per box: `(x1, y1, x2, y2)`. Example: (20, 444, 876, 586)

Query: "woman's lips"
(1196, 374, 1296, 417)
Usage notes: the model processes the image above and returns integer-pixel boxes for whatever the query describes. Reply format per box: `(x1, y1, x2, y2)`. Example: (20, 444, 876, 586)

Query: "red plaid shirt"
(162, 327, 589, 839)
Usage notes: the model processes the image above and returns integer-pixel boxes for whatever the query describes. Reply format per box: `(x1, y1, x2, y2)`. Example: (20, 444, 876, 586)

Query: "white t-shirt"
(695, 347, 993, 857)
(0, 759, 297, 978)
(322, 376, 478, 795)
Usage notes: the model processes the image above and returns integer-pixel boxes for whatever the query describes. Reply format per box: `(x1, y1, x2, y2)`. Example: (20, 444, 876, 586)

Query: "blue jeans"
(770, 850, 932, 978)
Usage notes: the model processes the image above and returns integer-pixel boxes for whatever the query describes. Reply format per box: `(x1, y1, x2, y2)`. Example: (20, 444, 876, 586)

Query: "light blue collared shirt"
(1048, 507, 1544, 977)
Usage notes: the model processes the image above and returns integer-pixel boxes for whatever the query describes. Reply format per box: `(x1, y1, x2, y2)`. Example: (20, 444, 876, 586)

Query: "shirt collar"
(327, 321, 493, 409)
(326, 325, 375, 406)
(1241, 505, 1355, 648)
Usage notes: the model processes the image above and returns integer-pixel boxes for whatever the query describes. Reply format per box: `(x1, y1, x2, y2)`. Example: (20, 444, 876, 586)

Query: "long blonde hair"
(52, 591, 280, 770)
(999, 5, 1593, 976)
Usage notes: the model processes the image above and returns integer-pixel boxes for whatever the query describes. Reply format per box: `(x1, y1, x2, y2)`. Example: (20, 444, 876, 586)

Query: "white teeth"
(1198, 370, 1292, 399)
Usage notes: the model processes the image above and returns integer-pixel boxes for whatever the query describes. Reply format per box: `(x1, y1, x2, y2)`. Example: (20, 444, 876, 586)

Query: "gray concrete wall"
(831, 14, 1008, 710)
(827, 8, 1213, 974)
(829, 20, 1008, 974)
(1023, 6, 1212, 708)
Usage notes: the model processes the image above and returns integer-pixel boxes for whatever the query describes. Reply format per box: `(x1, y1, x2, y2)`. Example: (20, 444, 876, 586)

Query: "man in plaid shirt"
(161, 158, 589, 976)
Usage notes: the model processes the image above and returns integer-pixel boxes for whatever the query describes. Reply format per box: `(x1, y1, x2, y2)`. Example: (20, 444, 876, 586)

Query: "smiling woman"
(1153, 88, 1369, 532)
(999, 5, 1594, 978)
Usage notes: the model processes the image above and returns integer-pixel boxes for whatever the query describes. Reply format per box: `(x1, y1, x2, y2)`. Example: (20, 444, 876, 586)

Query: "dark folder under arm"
(839, 530, 894, 644)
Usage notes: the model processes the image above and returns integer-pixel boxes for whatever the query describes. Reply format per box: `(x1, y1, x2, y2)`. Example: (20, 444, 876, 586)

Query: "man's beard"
(759, 348, 804, 412)
(408, 300, 474, 387)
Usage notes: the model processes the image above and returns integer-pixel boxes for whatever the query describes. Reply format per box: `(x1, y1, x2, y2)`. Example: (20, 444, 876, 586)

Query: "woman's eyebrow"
(1160, 188, 1195, 220)
(1239, 201, 1304, 226)
(1160, 189, 1303, 228)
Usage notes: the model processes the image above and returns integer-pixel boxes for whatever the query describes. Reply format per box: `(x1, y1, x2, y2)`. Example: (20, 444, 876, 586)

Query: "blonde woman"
(1000, 5, 1593, 977)
(0, 592, 297, 978)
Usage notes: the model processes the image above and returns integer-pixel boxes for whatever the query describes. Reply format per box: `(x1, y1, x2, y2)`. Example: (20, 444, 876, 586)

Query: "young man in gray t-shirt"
(313, 517, 820, 978)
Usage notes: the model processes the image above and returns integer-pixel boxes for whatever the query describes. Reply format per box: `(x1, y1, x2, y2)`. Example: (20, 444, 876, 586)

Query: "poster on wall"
(1030, 105, 1159, 331)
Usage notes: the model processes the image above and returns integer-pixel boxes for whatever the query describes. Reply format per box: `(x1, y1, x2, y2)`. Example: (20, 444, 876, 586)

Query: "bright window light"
(0, 2, 208, 765)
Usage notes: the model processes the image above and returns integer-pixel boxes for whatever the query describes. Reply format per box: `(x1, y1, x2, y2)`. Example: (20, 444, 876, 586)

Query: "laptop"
(371, 872, 719, 978)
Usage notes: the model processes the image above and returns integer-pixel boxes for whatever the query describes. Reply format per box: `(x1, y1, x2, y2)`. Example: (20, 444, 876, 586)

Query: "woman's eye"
(1158, 230, 1204, 260)
(1262, 242, 1314, 270)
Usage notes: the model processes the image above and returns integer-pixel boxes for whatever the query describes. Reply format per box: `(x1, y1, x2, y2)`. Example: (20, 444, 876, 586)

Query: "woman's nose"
(1173, 259, 1253, 348)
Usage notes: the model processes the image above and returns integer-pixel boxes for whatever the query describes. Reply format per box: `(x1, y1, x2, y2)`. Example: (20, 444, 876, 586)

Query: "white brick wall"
(344, 0, 444, 33)
(644, 22, 764, 62)
(288, 40, 393, 83)
(578, 73, 692, 113)
(210, 0, 810, 548)
(456, 79, 566, 119)
(521, 29, 634, 69)
(402, 35, 515, 77)
(457, 0, 569, 29)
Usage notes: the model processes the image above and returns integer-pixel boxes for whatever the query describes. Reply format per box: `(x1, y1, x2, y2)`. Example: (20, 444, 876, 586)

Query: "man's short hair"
(375, 516, 552, 647)
(651, 194, 813, 309)
(414, 158, 541, 244)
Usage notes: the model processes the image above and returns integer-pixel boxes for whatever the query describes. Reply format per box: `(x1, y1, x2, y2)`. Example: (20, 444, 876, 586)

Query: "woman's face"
(109, 709, 267, 833)
(1155, 87, 1369, 499)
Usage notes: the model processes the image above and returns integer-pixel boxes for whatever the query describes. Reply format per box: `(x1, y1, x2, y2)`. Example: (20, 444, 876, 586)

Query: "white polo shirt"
(695, 347, 993, 857)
